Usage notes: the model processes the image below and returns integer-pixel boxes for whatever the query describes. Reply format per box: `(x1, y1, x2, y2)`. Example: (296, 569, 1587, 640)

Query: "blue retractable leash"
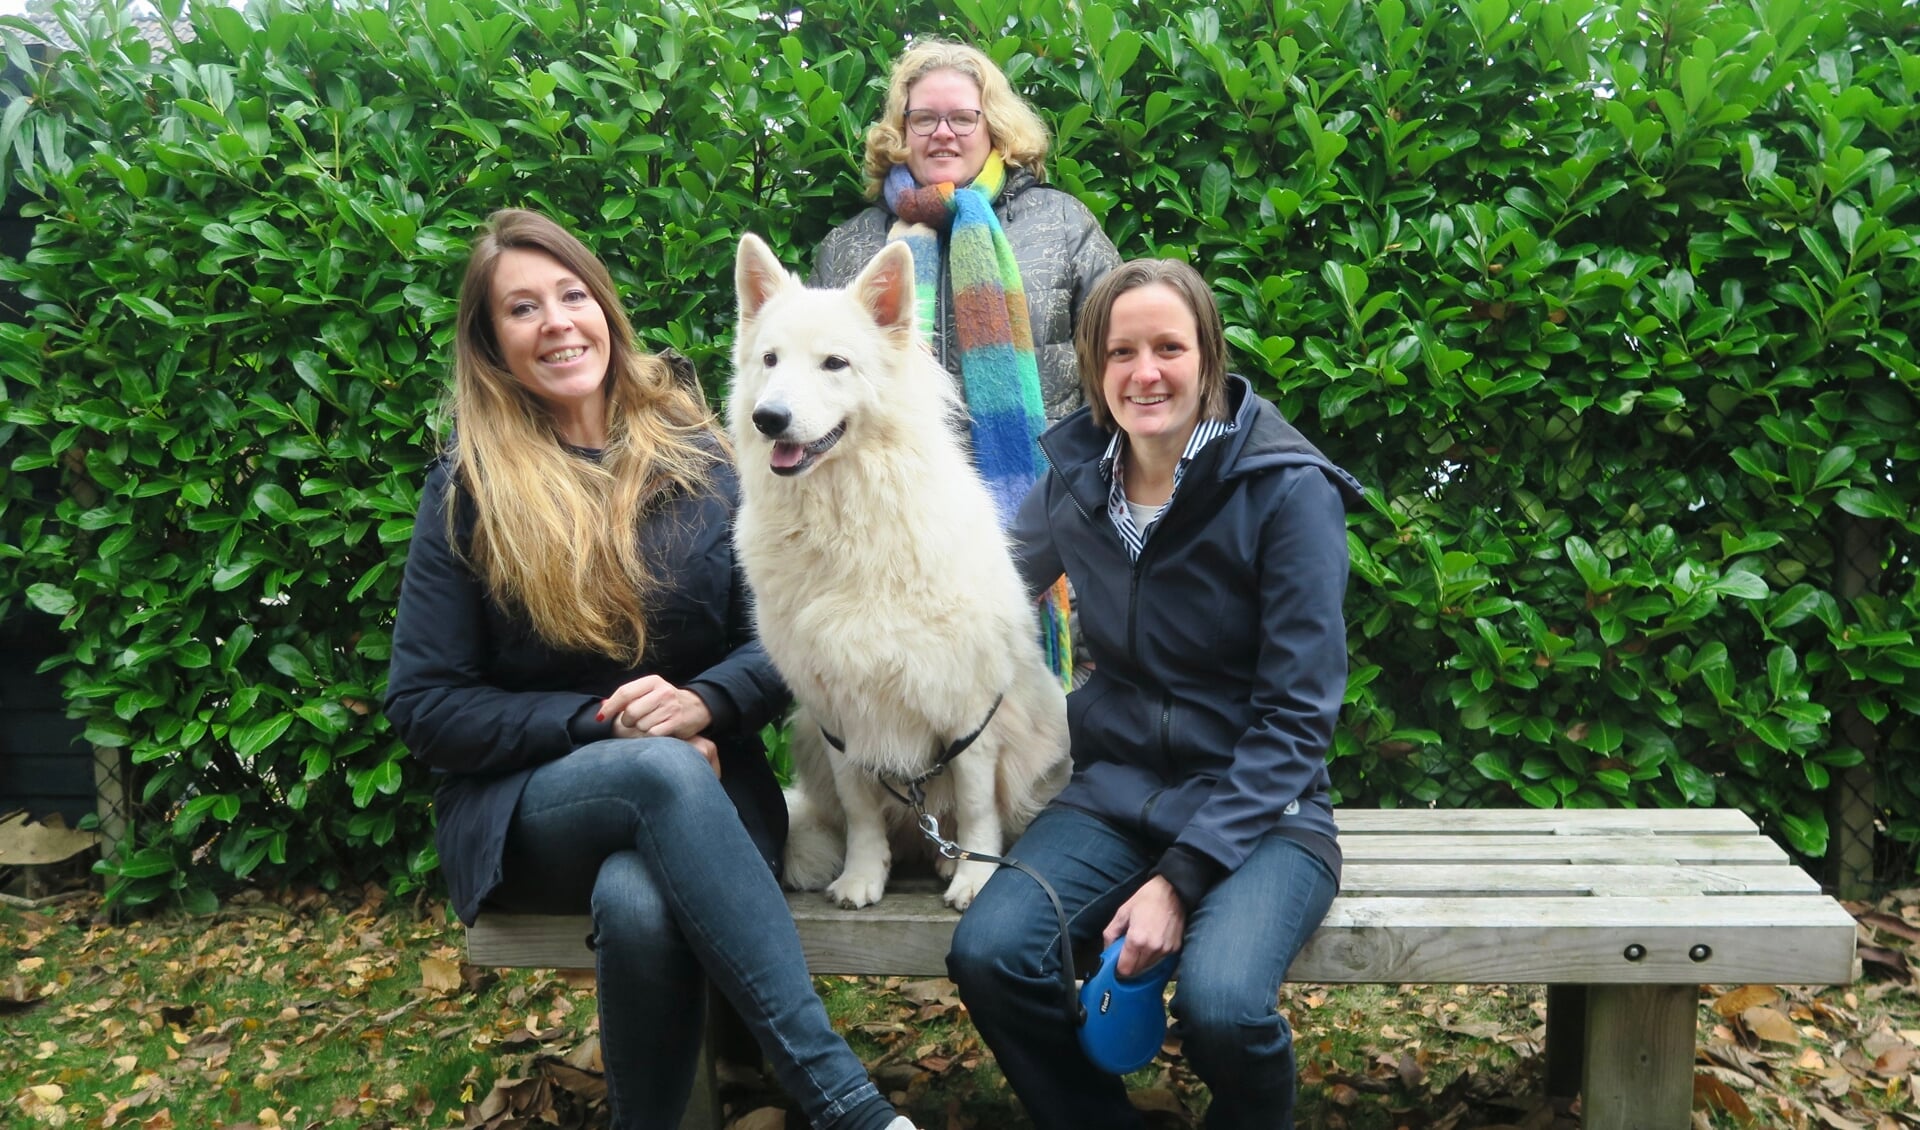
(1079, 937, 1179, 1074)
(911, 812, 1177, 1075)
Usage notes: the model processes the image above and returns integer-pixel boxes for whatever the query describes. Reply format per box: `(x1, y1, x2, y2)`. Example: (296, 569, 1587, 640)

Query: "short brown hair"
(860, 39, 1051, 197)
(1074, 259, 1231, 432)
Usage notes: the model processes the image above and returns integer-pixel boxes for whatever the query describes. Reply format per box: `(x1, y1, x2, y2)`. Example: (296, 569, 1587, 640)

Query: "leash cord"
(823, 697, 1078, 1023)
(913, 811, 1084, 1028)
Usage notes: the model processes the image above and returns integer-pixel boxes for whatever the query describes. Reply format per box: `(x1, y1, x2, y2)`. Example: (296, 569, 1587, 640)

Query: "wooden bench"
(467, 808, 1856, 1130)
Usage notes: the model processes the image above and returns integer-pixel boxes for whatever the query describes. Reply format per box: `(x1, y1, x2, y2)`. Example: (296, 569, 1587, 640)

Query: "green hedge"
(1, 0, 1915, 908)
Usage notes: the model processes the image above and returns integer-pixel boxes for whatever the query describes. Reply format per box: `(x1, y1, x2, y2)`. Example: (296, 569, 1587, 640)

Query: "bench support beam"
(683, 1033, 720, 1130)
(1581, 983, 1696, 1130)
(1543, 984, 1585, 1101)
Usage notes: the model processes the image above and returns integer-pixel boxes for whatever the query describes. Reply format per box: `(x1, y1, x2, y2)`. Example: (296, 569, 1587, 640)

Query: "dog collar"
(818, 691, 1005, 809)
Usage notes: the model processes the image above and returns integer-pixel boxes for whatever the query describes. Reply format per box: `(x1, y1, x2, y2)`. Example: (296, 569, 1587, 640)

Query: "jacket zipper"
(936, 252, 950, 372)
(1039, 446, 1096, 527)
(1159, 692, 1172, 766)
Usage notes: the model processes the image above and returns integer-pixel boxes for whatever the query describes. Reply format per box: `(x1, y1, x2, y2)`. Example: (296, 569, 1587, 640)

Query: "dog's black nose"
(752, 404, 791, 437)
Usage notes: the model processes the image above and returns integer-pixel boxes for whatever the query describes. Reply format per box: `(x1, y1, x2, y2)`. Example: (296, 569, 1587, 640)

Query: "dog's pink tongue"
(770, 441, 806, 469)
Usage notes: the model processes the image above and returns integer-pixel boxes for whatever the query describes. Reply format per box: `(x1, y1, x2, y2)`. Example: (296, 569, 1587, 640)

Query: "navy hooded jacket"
(1011, 375, 1362, 904)
(383, 443, 789, 924)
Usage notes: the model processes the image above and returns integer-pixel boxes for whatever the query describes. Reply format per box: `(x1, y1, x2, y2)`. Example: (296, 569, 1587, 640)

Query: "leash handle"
(916, 811, 1084, 1027)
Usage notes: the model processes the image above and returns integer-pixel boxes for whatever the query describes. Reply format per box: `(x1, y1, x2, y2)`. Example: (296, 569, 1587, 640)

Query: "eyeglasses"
(904, 108, 984, 136)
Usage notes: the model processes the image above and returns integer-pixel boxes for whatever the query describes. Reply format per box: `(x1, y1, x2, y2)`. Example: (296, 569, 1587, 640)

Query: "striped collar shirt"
(1102, 415, 1236, 561)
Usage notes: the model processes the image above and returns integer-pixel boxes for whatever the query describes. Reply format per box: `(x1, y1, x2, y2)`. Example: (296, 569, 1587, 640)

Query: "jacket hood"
(1039, 374, 1363, 515)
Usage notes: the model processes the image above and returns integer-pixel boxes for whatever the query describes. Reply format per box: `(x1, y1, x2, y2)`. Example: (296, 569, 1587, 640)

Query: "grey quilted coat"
(810, 170, 1120, 423)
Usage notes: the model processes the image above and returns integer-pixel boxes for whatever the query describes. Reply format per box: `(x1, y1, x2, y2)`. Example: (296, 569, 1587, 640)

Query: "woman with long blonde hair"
(386, 210, 918, 1130)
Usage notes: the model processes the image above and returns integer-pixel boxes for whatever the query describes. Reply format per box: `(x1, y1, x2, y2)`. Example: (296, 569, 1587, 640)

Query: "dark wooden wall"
(0, 616, 93, 824)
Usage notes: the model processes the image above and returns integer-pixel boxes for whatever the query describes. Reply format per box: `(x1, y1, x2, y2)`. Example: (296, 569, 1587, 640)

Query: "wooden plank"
(1338, 808, 1758, 835)
(469, 890, 1854, 985)
(1298, 895, 1855, 984)
(1339, 862, 1821, 897)
(1582, 984, 1697, 1130)
(1337, 834, 1786, 865)
(1317, 894, 1856, 931)
(469, 915, 597, 968)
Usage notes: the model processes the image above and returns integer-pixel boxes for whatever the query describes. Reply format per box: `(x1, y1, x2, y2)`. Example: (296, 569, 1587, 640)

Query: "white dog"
(729, 233, 1070, 911)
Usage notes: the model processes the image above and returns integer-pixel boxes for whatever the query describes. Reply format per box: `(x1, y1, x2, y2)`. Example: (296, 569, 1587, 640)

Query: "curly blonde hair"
(448, 209, 719, 662)
(861, 39, 1051, 198)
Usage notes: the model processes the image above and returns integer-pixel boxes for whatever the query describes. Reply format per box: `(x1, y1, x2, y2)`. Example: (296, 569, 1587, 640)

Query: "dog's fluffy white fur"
(729, 233, 1069, 910)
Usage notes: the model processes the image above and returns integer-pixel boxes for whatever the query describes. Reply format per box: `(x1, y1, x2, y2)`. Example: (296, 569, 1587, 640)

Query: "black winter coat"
(1011, 377, 1362, 891)
(384, 446, 789, 924)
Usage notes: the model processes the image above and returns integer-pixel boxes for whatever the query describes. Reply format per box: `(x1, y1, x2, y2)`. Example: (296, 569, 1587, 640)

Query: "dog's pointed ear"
(852, 241, 918, 345)
(736, 234, 791, 322)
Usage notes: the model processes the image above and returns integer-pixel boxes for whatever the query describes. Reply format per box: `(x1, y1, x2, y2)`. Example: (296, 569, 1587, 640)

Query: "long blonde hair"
(447, 209, 717, 663)
(861, 39, 1051, 198)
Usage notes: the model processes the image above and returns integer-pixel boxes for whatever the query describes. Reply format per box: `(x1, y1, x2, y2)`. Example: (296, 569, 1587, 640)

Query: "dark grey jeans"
(492, 738, 896, 1130)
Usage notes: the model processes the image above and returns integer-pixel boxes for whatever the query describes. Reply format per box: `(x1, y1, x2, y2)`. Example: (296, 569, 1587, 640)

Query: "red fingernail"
(596, 712, 605, 722)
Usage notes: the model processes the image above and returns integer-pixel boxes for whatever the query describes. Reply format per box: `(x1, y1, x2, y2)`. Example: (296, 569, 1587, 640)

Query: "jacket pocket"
(1065, 678, 1114, 767)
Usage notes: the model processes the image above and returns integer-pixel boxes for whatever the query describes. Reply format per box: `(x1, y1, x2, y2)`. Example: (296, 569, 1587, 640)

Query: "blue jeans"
(492, 739, 895, 1130)
(948, 806, 1336, 1130)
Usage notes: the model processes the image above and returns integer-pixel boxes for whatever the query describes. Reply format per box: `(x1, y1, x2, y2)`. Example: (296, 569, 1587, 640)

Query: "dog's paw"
(781, 807, 845, 891)
(933, 853, 957, 881)
(825, 866, 889, 909)
(942, 860, 997, 911)
(783, 841, 844, 892)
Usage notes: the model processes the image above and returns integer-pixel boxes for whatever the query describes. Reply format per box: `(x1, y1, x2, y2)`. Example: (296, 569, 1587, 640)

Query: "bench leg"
(677, 983, 733, 1130)
(1581, 984, 1697, 1130)
(679, 1029, 722, 1130)
(1544, 984, 1586, 1101)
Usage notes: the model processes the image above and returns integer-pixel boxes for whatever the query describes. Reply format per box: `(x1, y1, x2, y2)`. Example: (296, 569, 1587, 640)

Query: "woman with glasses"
(812, 39, 1120, 683)
(813, 39, 1119, 433)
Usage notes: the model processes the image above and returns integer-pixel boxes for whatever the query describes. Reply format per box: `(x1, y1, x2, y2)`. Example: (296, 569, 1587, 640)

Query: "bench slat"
(1338, 833, 1787, 864)
(1336, 808, 1760, 835)
(468, 889, 1853, 984)
(1303, 894, 1857, 984)
(1339, 861, 1822, 896)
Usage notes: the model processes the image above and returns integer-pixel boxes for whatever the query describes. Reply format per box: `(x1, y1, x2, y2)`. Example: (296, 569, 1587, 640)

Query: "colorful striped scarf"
(883, 154, 1072, 686)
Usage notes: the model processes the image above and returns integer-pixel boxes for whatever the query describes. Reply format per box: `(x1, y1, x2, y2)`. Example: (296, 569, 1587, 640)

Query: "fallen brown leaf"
(561, 1035, 602, 1072)
(0, 973, 43, 1015)
(1714, 985, 1781, 1018)
(729, 1109, 786, 1130)
(1741, 1006, 1801, 1045)
(419, 956, 461, 994)
(1130, 1087, 1184, 1114)
(1859, 945, 1912, 984)
(1859, 912, 1920, 946)
(537, 1057, 605, 1103)
(1871, 1044, 1913, 1077)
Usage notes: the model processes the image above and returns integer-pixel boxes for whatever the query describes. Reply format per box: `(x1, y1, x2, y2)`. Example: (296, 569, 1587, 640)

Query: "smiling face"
(904, 68, 993, 187)
(1100, 283, 1206, 452)
(489, 247, 611, 445)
